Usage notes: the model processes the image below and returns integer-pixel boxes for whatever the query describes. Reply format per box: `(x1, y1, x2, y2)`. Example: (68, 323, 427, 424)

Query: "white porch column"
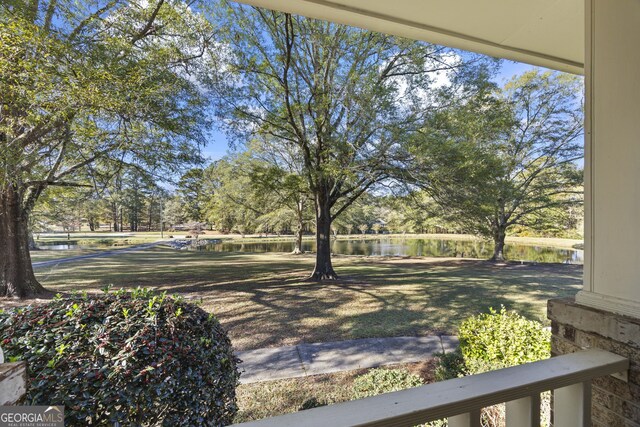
(577, 0, 640, 317)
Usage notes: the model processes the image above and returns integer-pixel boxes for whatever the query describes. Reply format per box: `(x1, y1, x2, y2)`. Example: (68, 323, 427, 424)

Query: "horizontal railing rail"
(234, 349, 628, 427)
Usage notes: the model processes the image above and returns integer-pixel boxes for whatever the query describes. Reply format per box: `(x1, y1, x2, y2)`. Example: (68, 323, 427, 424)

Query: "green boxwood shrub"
(458, 306, 550, 374)
(352, 368, 447, 427)
(0, 289, 240, 426)
(352, 368, 423, 399)
(440, 307, 552, 427)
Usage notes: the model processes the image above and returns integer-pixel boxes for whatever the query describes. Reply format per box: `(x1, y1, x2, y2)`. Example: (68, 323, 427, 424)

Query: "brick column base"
(548, 298, 640, 426)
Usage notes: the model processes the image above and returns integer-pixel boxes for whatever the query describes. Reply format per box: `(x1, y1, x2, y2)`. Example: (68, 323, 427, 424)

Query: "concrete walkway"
(32, 241, 168, 269)
(236, 335, 459, 384)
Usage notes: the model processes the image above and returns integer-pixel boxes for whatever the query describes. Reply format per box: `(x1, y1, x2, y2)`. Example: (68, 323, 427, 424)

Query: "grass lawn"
(234, 360, 437, 423)
(14, 248, 582, 351)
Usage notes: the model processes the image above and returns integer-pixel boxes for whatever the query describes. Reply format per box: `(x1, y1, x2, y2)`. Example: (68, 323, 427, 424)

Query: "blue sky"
(201, 129, 232, 162)
(495, 60, 540, 84)
(200, 59, 541, 162)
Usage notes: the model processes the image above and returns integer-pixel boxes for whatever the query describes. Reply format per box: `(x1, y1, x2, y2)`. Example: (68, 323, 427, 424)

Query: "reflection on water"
(36, 240, 111, 250)
(197, 238, 583, 264)
(36, 244, 81, 250)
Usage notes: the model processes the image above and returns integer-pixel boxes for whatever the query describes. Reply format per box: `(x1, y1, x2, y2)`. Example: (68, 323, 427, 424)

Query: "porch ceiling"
(233, 0, 584, 75)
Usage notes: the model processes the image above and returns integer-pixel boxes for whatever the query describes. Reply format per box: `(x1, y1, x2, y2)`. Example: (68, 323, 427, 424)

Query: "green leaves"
(2, 0, 217, 296)
(458, 306, 551, 374)
(409, 70, 583, 254)
(64, 303, 81, 318)
(177, 168, 206, 222)
(209, 3, 487, 274)
(0, 290, 240, 425)
(352, 368, 423, 399)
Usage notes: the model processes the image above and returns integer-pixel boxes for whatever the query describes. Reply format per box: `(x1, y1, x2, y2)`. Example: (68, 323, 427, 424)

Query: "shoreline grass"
(34, 231, 583, 249)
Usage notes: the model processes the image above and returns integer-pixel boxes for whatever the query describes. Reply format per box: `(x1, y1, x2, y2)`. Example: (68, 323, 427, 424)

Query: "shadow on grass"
(22, 249, 582, 350)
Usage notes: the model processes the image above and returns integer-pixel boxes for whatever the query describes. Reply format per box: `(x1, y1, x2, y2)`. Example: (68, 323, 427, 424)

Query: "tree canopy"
(209, 2, 488, 278)
(408, 70, 584, 260)
(1, 0, 216, 296)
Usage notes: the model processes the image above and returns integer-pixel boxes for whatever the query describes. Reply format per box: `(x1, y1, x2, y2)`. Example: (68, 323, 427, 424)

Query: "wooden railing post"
(553, 381, 591, 427)
(448, 409, 481, 427)
(505, 395, 540, 427)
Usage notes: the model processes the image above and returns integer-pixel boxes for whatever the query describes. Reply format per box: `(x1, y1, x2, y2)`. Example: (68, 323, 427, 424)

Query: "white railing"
(234, 349, 628, 427)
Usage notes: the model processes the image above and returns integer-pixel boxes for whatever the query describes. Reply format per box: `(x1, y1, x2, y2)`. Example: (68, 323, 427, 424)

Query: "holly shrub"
(0, 289, 240, 426)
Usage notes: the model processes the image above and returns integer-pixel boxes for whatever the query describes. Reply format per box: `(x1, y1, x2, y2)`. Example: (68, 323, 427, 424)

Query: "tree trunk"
(309, 188, 337, 280)
(112, 202, 118, 232)
(0, 185, 48, 298)
(292, 201, 304, 255)
(292, 225, 303, 254)
(148, 203, 152, 231)
(491, 226, 507, 262)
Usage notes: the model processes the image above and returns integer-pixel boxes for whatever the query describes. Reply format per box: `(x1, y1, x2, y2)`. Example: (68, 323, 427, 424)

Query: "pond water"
(36, 243, 81, 250)
(197, 237, 583, 264)
(35, 240, 111, 250)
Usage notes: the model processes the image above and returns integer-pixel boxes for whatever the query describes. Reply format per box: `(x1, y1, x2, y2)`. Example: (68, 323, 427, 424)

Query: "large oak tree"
(211, 3, 475, 279)
(1, 0, 214, 297)
(408, 70, 583, 261)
